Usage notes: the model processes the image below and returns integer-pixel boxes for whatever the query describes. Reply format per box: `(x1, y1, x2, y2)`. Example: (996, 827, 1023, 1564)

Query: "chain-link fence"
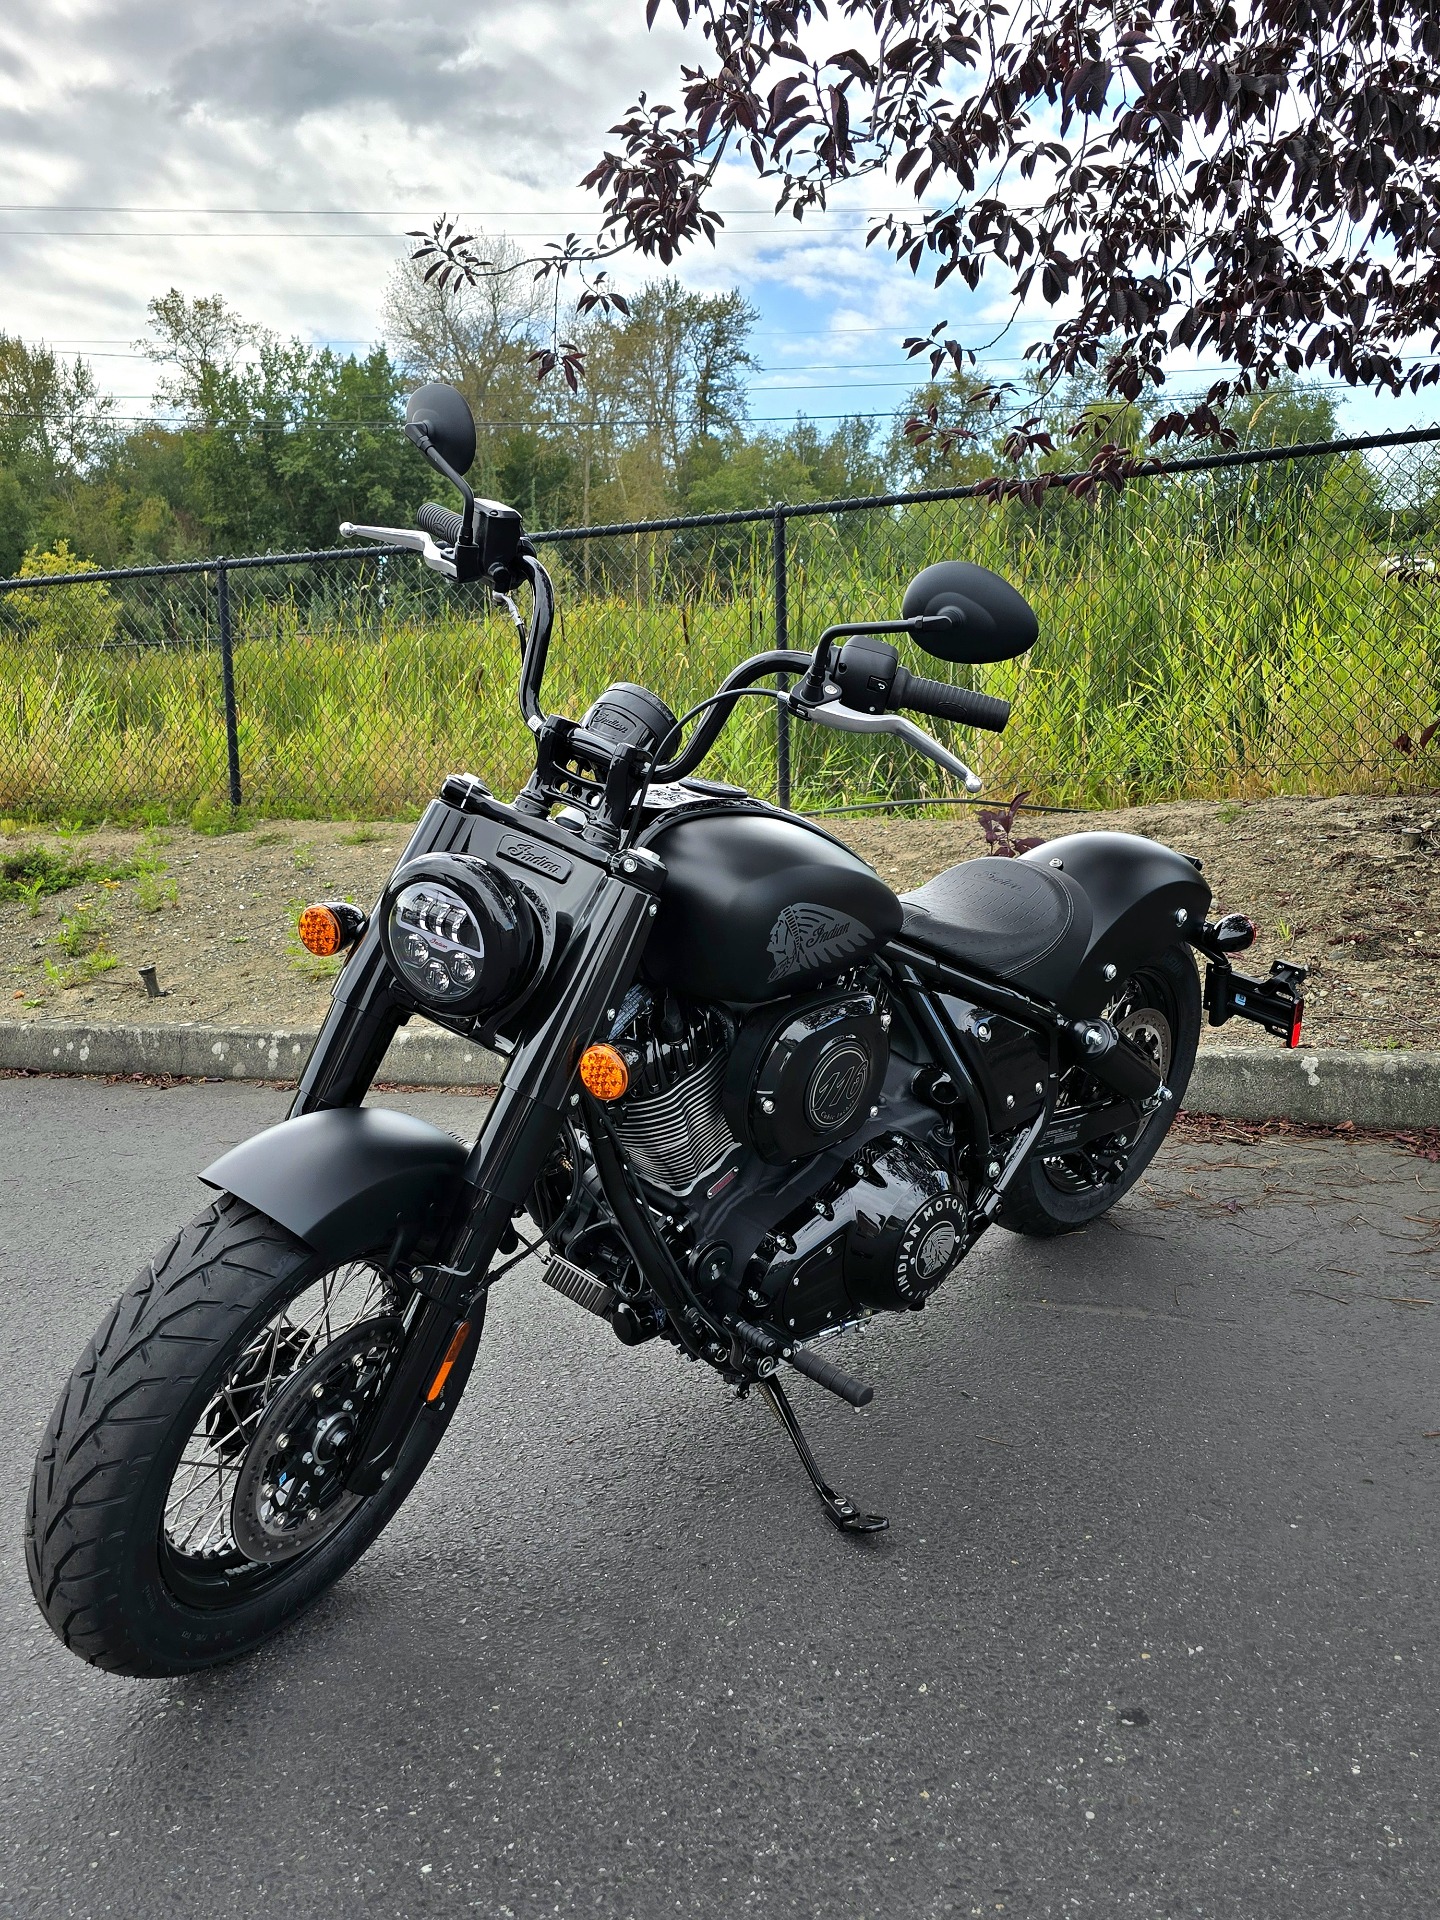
(3, 426, 1439, 823)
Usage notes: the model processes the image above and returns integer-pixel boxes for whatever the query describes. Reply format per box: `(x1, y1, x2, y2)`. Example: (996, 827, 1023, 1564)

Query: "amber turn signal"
(425, 1320, 471, 1403)
(297, 900, 367, 958)
(578, 1042, 629, 1101)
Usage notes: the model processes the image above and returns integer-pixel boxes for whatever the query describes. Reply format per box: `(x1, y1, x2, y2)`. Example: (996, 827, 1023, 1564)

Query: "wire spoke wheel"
(28, 1196, 485, 1675)
(159, 1259, 404, 1606)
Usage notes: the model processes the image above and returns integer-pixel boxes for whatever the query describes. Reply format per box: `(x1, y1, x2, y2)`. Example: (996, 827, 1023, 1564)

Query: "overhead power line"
(0, 203, 929, 217)
(0, 225, 891, 241)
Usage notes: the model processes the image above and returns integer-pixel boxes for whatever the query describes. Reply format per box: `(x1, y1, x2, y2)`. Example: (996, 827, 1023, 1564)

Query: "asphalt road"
(1, 1075, 1438, 1920)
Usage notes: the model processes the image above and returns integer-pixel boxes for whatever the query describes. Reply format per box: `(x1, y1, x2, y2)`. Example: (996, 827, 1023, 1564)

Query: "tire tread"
(25, 1196, 309, 1673)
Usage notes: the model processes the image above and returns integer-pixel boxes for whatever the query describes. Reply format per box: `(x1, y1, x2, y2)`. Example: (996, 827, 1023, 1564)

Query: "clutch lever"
(340, 521, 457, 580)
(786, 690, 983, 793)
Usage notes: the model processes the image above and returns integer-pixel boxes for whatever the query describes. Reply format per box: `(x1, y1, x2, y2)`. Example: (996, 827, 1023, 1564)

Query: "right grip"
(417, 501, 465, 546)
(892, 665, 1011, 732)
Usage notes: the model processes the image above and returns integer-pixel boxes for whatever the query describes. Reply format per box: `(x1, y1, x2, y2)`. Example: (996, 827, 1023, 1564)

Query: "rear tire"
(25, 1194, 477, 1676)
(999, 944, 1200, 1238)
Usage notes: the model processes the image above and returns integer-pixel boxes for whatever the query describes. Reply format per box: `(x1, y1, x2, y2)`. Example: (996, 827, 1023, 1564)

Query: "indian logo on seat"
(766, 903, 872, 981)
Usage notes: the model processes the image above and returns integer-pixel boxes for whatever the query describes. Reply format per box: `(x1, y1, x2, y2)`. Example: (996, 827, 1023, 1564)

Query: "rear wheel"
(999, 944, 1200, 1238)
(26, 1195, 478, 1675)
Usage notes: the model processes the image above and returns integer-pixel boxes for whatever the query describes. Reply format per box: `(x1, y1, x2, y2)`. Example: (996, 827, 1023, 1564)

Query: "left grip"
(417, 501, 464, 546)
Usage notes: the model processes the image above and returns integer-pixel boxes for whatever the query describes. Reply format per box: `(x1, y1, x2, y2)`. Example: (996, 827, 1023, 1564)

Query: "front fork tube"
(347, 863, 663, 1491)
(291, 940, 405, 1115)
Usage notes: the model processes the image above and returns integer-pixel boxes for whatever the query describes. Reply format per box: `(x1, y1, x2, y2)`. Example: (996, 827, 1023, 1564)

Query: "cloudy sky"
(0, 2, 1415, 436)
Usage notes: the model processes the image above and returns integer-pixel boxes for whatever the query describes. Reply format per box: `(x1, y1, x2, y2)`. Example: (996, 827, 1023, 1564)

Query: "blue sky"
(0, 1, 1425, 445)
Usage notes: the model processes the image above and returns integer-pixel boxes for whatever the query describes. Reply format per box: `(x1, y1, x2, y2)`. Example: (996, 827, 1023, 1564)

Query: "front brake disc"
(230, 1317, 401, 1564)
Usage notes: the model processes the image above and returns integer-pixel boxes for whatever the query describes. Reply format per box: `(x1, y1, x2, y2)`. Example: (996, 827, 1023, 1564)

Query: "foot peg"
(541, 1255, 615, 1320)
(757, 1376, 888, 1535)
(787, 1343, 874, 1408)
(730, 1319, 875, 1410)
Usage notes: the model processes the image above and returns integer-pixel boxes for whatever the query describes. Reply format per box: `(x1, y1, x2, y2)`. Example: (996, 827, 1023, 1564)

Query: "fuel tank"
(641, 808, 902, 1004)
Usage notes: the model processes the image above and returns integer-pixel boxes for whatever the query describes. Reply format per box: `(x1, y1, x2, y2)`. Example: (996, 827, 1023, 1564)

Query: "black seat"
(899, 856, 1093, 1002)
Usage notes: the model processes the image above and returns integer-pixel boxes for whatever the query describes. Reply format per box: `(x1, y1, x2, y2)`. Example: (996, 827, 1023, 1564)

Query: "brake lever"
(785, 691, 983, 793)
(339, 522, 457, 580)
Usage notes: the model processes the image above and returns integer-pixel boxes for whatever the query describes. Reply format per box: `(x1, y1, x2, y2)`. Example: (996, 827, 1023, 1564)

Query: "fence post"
(215, 562, 242, 809)
(773, 506, 791, 810)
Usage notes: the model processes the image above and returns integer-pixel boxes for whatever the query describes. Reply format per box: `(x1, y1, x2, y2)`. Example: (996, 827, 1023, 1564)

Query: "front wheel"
(26, 1195, 478, 1675)
(998, 944, 1201, 1238)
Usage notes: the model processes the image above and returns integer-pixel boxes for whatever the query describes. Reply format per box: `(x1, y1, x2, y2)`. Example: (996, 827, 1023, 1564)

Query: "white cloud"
(0, 1, 702, 397)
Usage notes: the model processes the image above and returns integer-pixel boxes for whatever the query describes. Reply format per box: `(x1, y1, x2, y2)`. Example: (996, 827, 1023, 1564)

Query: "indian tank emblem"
(767, 903, 872, 982)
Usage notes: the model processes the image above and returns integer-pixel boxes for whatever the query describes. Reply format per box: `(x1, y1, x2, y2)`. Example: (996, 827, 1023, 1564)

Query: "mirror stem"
(404, 425, 477, 546)
(795, 618, 929, 708)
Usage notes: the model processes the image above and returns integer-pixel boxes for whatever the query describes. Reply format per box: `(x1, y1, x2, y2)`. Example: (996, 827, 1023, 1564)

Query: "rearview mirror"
(405, 383, 476, 479)
(901, 561, 1038, 664)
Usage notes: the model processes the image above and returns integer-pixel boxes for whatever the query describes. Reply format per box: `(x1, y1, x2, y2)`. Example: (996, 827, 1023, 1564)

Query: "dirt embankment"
(2, 792, 1436, 1049)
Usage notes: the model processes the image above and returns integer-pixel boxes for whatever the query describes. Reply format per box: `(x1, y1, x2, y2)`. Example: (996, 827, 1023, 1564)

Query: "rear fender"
(1020, 832, 1211, 1017)
(200, 1107, 468, 1265)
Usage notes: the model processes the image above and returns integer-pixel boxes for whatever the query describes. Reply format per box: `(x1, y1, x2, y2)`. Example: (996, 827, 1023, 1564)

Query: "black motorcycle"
(26, 383, 1309, 1675)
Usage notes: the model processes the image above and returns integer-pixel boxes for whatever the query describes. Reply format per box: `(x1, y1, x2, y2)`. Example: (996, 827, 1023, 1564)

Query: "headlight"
(381, 854, 540, 1018)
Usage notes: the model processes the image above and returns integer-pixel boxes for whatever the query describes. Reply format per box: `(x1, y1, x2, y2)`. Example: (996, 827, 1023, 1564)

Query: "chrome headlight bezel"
(380, 853, 541, 1021)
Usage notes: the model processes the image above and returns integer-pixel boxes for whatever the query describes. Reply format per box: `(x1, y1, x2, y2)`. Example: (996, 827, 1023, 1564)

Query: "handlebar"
(649, 650, 814, 783)
(343, 509, 1008, 795)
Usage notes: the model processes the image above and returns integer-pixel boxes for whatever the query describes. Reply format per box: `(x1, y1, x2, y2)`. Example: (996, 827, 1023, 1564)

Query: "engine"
(740, 1136, 969, 1334)
(604, 984, 891, 1195)
(534, 983, 971, 1348)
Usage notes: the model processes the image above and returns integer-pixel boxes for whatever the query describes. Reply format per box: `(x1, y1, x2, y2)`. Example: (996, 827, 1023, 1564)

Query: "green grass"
(1, 470, 1437, 820)
(0, 843, 139, 901)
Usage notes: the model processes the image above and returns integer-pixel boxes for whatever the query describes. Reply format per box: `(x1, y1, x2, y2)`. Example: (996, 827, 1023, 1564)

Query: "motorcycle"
(25, 382, 1309, 1675)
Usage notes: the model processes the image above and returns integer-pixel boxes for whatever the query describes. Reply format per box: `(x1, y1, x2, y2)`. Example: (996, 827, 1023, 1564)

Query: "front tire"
(999, 944, 1201, 1238)
(26, 1195, 476, 1676)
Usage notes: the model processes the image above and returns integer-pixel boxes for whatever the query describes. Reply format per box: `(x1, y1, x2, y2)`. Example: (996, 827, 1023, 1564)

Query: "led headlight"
(382, 854, 539, 1018)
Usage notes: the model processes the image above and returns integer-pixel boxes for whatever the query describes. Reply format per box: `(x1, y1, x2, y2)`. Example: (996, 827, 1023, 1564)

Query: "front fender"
(200, 1107, 468, 1264)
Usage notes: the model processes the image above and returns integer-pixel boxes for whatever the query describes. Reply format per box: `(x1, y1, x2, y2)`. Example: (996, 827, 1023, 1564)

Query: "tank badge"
(767, 903, 873, 981)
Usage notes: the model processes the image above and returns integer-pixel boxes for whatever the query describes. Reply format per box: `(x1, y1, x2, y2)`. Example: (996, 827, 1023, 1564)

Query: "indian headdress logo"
(766, 903, 873, 982)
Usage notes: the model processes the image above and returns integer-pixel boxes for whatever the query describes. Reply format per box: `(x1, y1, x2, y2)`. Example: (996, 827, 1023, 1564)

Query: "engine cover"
(724, 989, 889, 1164)
(745, 1136, 968, 1337)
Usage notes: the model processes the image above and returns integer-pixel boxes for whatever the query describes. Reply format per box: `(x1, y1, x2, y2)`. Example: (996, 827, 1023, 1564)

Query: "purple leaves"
(582, 0, 1440, 473)
(977, 791, 1046, 857)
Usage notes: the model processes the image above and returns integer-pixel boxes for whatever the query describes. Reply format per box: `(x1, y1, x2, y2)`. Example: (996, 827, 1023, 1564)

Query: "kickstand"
(757, 1375, 889, 1535)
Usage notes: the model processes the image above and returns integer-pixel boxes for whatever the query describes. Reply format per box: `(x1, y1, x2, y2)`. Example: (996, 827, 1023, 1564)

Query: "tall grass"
(1, 467, 1436, 822)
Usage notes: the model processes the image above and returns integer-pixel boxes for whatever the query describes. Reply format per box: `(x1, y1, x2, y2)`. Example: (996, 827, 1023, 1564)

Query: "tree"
(681, 416, 884, 512)
(0, 334, 114, 489)
(383, 233, 554, 499)
(140, 291, 256, 424)
(558, 1, 1440, 487)
(179, 339, 419, 554)
(889, 368, 1015, 487)
(0, 467, 28, 575)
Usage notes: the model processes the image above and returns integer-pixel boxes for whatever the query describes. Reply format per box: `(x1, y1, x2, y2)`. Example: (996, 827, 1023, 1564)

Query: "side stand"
(757, 1375, 888, 1534)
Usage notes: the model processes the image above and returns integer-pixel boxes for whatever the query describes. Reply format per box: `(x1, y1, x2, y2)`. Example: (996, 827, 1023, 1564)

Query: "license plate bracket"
(1203, 959, 1307, 1047)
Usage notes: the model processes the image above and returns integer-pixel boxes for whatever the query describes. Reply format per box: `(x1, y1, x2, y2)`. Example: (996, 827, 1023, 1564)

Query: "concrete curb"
(0, 1021, 505, 1090)
(1185, 1045, 1438, 1129)
(0, 1021, 1435, 1127)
